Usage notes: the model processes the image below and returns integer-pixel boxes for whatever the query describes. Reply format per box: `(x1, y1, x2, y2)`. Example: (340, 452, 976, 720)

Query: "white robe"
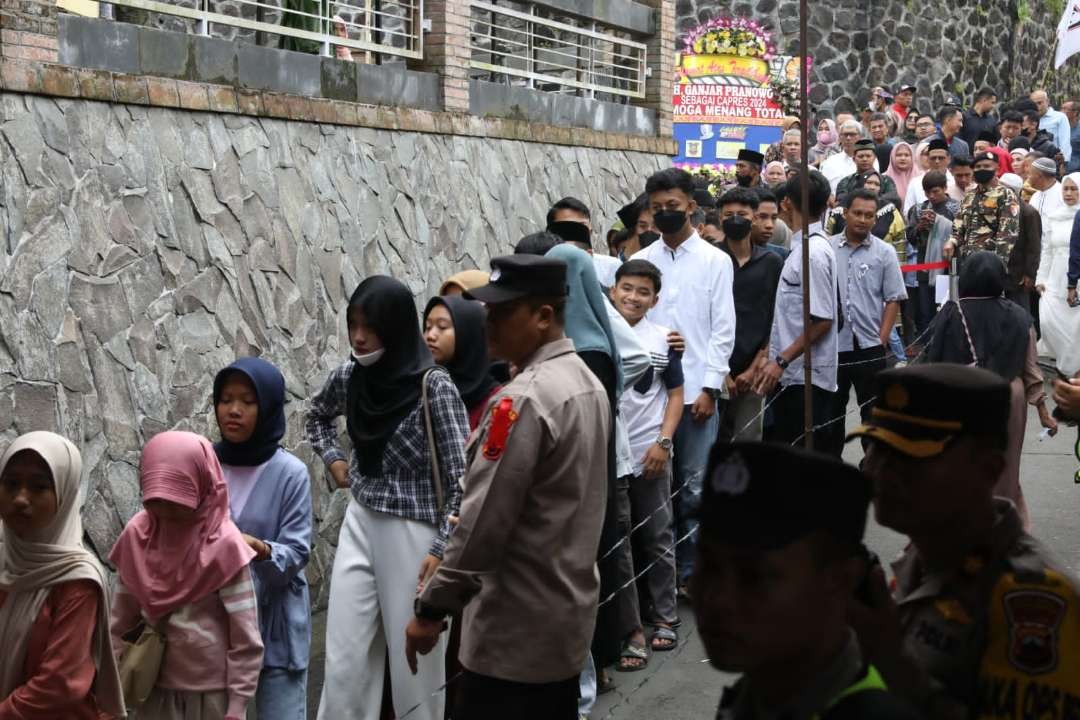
(1035, 182, 1080, 376)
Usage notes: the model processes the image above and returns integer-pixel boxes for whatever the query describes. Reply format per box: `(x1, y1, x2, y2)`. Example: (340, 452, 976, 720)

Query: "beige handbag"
(118, 614, 170, 707)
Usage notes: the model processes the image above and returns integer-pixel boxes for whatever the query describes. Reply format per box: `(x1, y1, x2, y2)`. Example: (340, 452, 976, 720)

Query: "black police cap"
(465, 255, 569, 304)
(698, 442, 871, 550)
(847, 363, 1010, 457)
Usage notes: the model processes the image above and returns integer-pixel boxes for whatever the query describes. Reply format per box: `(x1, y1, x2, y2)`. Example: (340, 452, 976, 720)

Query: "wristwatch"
(656, 435, 673, 451)
(775, 355, 790, 370)
(414, 597, 448, 622)
(703, 387, 721, 400)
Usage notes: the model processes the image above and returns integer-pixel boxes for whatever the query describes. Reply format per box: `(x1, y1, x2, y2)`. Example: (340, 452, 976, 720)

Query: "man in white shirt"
(631, 168, 735, 590)
(904, 138, 954, 212)
(755, 169, 839, 448)
(821, 121, 878, 194)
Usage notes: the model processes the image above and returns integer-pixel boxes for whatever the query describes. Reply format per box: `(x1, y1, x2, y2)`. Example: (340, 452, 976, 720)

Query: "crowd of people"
(3, 84, 1080, 720)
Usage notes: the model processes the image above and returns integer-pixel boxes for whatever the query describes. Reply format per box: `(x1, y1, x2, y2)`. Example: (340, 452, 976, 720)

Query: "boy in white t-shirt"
(610, 259, 685, 657)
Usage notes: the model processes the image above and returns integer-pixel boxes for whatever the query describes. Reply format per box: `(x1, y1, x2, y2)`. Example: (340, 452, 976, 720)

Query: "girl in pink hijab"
(109, 431, 264, 720)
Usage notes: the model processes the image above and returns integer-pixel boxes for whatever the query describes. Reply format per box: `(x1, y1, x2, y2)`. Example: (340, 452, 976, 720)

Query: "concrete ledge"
(470, 79, 656, 137)
(0, 58, 678, 154)
(58, 15, 441, 112)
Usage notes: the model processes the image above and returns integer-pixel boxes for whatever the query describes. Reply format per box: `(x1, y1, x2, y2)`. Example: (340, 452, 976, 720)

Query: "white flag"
(1056, 1, 1080, 68)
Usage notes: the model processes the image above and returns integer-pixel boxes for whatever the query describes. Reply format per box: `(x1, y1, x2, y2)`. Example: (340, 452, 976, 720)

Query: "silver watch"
(656, 435, 673, 451)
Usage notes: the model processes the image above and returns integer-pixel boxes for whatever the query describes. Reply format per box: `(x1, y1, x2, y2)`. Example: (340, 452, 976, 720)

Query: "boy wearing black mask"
(716, 188, 784, 441)
(630, 168, 736, 593)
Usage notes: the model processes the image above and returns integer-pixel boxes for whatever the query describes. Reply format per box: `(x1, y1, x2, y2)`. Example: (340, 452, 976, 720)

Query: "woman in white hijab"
(1037, 172, 1080, 377)
(0, 432, 124, 719)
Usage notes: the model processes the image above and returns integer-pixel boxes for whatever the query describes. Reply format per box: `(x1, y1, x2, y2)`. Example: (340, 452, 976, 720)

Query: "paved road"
(592, 402, 1079, 719)
(304, 403, 1079, 719)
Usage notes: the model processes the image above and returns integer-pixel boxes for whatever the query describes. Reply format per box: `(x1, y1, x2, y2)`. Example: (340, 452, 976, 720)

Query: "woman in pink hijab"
(884, 141, 919, 208)
(109, 431, 264, 720)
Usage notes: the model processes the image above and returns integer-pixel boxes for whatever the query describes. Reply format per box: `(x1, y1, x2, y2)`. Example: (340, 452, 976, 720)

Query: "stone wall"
(0, 90, 668, 606)
(675, 0, 1080, 114)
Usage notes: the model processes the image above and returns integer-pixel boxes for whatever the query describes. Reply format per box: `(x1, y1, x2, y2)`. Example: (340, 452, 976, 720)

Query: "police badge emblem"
(1003, 590, 1066, 674)
(710, 453, 750, 496)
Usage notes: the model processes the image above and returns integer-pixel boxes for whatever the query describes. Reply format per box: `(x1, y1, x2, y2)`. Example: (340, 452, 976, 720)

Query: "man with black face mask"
(715, 188, 784, 442)
(631, 168, 736, 594)
(725, 148, 765, 190)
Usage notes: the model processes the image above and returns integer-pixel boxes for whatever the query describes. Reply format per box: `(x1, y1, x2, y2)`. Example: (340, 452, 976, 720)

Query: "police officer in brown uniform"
(693, 442, 921, 720)
(404, 254, 612, 719)
(848, 364, 1080, 719)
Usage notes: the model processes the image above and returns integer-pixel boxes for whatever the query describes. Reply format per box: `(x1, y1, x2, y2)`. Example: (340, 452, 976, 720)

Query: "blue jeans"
(256, 667, 307, 720)
(888, 327, 905, 362)
(672, 404, 719, 584)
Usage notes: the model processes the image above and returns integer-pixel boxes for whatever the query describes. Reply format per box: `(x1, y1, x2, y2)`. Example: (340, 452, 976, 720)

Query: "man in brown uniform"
(405, 254, 612, 719)
(848, 364, 1080, 719)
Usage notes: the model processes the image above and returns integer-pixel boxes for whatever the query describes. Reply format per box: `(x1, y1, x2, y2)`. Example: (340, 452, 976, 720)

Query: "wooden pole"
(799, 0, 813, 448)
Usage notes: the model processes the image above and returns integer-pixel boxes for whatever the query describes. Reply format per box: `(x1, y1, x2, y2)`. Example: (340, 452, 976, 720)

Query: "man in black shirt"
(714, 188, 783, 441)
(960, 87, 999, 148)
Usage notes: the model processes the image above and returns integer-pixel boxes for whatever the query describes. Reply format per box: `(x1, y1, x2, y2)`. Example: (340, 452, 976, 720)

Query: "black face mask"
(638, 230, 661, 248)
(653, 209, 688, 234)
(722, 216, 753, 241)
(973, 169, 996, 185)
(736, 173, 754, 187)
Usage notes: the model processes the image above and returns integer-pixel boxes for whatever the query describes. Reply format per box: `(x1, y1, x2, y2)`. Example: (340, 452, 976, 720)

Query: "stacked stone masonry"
(675, 0, 1080, 114)
(0, 89, 668, 605)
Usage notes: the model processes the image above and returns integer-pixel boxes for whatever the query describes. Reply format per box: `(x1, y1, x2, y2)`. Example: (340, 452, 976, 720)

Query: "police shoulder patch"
(482, 396, 518, 461)
(1003, 588, 1067, 674)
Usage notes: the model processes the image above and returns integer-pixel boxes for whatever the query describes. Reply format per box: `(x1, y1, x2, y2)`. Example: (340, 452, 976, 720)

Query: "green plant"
(1048, 0, 1065, 20)
(1017, 0, 1031, 23)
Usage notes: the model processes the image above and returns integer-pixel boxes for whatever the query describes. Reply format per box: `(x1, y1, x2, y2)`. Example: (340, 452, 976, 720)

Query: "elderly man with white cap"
(999, 172, 1043, 309)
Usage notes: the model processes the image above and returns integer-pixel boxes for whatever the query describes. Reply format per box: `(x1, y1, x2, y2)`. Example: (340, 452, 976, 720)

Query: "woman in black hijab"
(423, 295, 501, 430)
(924, 252, 1057, 528)
(308, 276, 470, 720)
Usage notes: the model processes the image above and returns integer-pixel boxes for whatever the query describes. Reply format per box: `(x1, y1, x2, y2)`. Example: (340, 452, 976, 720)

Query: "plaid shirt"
(305, 361, 469, 558)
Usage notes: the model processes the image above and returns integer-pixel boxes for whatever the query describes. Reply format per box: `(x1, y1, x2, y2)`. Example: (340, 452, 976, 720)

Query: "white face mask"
(351, 348, 386, 367)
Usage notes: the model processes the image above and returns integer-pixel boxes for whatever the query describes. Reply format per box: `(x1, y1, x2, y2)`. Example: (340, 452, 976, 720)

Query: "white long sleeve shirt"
(631, 231, 735, 403)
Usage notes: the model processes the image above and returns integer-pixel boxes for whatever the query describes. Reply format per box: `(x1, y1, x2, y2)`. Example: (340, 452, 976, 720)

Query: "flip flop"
(615, 641, 649, 672)
(651, 625, 678, 652)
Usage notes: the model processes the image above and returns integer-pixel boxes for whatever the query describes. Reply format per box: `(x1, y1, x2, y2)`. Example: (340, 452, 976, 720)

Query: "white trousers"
(317, 500, 447, 720)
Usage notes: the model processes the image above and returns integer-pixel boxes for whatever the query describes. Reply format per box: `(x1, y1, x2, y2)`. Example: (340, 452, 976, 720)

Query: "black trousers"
(821, 345, 886, 457)
(453, 670, 579, 720)
(764, 383, 835, 448)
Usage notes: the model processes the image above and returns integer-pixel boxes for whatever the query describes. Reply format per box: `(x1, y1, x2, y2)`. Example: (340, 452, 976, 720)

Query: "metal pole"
(799, 0, 813, 448)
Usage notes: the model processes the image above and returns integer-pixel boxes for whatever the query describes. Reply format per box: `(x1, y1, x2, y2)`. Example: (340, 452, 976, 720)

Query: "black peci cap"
(466, 255, 569, 304)
(698, 442, 871, 550)
(846, 364, 1010, 457)
(928, 138, 950, 152)
(976, 130, 997, 143)
(737, 148, 765, 166)
(854, 138, 876, 152)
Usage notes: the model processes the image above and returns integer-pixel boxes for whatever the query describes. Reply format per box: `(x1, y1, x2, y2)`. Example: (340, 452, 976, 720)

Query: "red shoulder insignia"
(482, 397, 519, 461)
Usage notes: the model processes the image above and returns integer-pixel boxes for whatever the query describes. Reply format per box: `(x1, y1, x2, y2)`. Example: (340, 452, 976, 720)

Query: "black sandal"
(616, 640, 649, 672)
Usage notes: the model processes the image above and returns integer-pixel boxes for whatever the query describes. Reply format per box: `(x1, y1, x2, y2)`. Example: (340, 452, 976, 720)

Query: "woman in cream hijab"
(0, 431, 124, 719)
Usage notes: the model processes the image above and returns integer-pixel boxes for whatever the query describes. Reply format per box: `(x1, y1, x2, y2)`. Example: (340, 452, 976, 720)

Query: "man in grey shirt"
(821, 189, 907, 456)
(755, 170, 839, 448)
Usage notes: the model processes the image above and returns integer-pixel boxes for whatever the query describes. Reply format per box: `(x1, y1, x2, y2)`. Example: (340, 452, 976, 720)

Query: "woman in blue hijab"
(213, 356, 314, 720)
(544, 243, 630, 679)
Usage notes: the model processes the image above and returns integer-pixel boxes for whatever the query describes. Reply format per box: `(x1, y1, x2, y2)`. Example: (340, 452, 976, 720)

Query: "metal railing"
(469, 0, 647, 100)
(102, 0, 423, 60)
